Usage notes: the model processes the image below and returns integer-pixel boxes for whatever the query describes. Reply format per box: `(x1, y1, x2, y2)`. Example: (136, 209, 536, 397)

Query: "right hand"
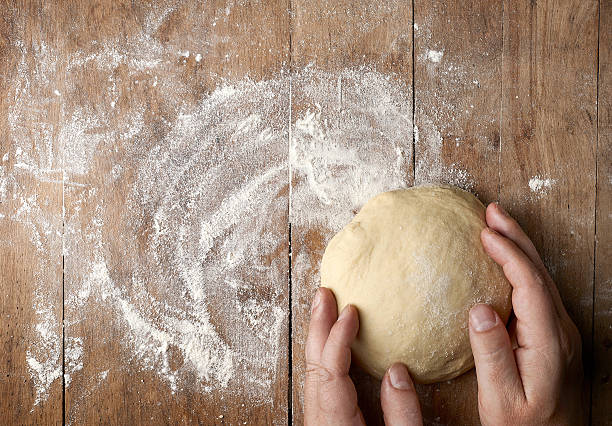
(469, 202, 584, 425)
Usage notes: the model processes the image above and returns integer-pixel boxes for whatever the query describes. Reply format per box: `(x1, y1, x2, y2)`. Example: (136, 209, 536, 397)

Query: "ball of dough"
(320, 185, 512, 383)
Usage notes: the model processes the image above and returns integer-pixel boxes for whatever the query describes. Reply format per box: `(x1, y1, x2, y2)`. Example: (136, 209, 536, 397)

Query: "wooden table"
(0, 0, 609, 424)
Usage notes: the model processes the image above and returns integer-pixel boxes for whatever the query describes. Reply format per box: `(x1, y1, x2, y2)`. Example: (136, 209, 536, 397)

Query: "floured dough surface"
(320, 185, 512, 383)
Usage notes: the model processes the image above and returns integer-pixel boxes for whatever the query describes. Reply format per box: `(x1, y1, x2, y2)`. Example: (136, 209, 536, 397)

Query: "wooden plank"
(593, 0, 612, 422)
(58, 1, 291, 424)
(290, 1, 414, 424)
(413, 0, 503, 423)
(501, 0, 598, 423)
(0, 3, 64, 423)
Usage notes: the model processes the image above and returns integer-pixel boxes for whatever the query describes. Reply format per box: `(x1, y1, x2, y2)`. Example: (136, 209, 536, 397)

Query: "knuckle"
(480, 340, 509, 366)
(526, 400, 557, 424)
(478, 396, 514, 426)
(477, 372, 528, 426)
(383, 406, 420, 424)
(305, 361, 319, 376)
(531, 271, 547, 289)
(305, 361, 341, 385)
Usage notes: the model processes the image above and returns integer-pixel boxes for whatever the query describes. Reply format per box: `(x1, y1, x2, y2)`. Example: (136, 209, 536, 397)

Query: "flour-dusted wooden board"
(289, 1, 414, 424)
(501, 1, 599, 423)
(2, 0, 292, 424)
(0, 0, 608, 424)
(60, 1, 291, 424)
(501, 0, 599, 341)
(413, 0, 503, 423)
(0, 4, 64, 424)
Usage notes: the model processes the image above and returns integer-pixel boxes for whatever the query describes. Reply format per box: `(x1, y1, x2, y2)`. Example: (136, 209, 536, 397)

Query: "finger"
(320, 305, 359, 375)
(304, 287, 338, 424)
(381, 363, 423, 426)
(485, 203, 545, 272)
(306, 287, 338, 365)
(485, 203, 567, 315)
(469, 304, 525, 407)
(481, 227, 559, 349)
(317, 305, 364, 424)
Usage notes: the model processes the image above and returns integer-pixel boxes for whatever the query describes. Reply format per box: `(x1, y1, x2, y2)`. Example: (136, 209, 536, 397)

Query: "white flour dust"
(4, 4, 479, 415)
(414, 12, 499, 197)
(529, 175, 556, 196)
(414, 116, 473, 189)
(64, 337, 84, 387)
(25, 303, 62, 407)
(3, 41, 65, 406)
(290, 67, 413, 231)
(109, 77, 290, 398)
(426, 49, 444, 63)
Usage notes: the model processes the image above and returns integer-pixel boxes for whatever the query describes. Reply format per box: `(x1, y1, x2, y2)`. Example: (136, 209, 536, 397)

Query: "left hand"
(304, 287, 423, 425)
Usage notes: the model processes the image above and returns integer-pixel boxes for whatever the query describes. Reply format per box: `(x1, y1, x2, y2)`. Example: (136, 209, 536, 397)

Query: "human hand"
(304, 202, 583, 425)
(470, 202, 584, 425)
(304, 287, 423, 425)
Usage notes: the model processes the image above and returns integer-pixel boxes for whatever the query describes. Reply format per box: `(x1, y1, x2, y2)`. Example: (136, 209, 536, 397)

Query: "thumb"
(380, 363, 423, 426)
(468, 304, 524, 406)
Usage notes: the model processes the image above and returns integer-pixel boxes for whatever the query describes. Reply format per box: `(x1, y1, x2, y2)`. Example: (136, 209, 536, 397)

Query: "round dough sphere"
(320, 185, 512, 383)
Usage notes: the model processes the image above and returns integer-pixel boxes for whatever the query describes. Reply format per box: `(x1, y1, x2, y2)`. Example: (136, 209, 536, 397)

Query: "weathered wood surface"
(413, 1, 503, 423)
(61, 1, 291, 424)
(2, 1, 292, 425)
(290, 1, 414, 425)
(0, 4, 64, 424)
(593, 0, 612, 423)
(501, 0, 599, 423)
(0, 0, 608, 424)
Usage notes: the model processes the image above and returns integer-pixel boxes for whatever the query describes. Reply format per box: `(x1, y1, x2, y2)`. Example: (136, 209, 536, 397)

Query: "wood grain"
(414, 0, 503, 203)
(593, 0, 612, 423)
(413, 0, 503, 423)
(0, 1, 607, 424)
(0, 3, 64, 424)
(52, 1, 291, 424)
(290, 1, 414, 424)
(501, 0, 599, 423)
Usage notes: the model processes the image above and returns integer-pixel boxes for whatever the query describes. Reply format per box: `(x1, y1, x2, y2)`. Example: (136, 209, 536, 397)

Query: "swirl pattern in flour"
(3, 24, 474, 409)
(111, 78, 290, 398)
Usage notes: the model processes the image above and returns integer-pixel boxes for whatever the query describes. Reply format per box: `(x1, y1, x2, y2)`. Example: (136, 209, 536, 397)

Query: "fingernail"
(470, 304, 497, 332)
(338, 305, 352, 321)
(495, 202, 509, 217)
(311, 289, 321, 313)
(388, 363, 412, 390)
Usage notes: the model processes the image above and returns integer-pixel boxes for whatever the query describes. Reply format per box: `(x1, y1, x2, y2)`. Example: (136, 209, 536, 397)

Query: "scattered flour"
(529, 175, 556, 196)
(3, 3, 484, 416)
(25, 303, 62, 408)
(290, 67, 413, 231)
(60, 75, 290, 407)
(415, 12, 500, 173)
(64, 337, 84, 387)
(426, 49, 444, 63)
(414, 116, 473, 189)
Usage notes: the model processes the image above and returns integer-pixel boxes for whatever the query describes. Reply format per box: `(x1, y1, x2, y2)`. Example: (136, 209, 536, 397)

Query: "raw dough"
(320, 185, 512, 383)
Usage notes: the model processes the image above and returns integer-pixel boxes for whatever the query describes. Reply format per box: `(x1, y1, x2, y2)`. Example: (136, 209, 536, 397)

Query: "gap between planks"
(589, 0, 602, 423)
